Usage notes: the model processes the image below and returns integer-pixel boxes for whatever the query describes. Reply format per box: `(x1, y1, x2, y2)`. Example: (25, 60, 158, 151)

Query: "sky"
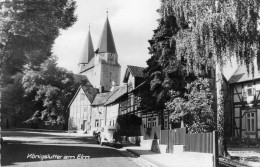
(52, 0, 161, 79)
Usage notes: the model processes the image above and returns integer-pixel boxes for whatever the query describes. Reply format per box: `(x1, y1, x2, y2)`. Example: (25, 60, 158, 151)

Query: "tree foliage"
(0, 0, 77, 85)
(22, 57, 83, 125)
(141, 1, 196, 115)
(163, 0, 260, 74)
(166, 78, 215, 133)
(162, 0, 260, 156)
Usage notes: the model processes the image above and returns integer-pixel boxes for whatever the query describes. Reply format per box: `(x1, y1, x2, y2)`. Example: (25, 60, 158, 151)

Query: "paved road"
(1, 130, 140, 167)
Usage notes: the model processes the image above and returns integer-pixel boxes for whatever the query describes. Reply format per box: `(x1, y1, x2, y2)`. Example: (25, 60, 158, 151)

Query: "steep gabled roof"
(97, 17, 117, 54)
(73, 74, 92, 86)
(79, 30, 95, 64)
(104, 85, 127, 105)
(123, 65, 146, 82)
(68, 84, 98, 109)
(228, 65, 260, 84)
(92, 92, 113, 106)
(81, 85, 99, 103)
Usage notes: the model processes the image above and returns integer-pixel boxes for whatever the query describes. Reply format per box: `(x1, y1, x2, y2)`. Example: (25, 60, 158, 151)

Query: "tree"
(166, 78, 215, 133)
(0, 1, 77, 127)
(140, 2, 196, 129)
(0, 0, 77, 85)
(162, 0, 260, 156)
(22, 57, 84, 126)
(1, 73, 35, 125)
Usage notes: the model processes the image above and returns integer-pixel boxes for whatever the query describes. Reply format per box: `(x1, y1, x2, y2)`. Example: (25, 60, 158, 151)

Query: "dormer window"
(242, 84, 255, 97)
(242, 84, 255, 103)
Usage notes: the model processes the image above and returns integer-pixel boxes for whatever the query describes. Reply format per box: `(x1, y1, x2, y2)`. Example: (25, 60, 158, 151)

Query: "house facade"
(68, 85, 98, 132)
(229, 65, 260, 139)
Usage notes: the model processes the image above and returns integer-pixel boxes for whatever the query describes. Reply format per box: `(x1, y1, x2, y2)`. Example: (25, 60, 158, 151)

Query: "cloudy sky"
(52, 0, 161, 78)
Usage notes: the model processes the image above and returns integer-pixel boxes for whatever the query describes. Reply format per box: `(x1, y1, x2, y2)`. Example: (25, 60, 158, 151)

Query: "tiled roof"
(97, 17, 117, 54)
(104, 85, 127, 105)
(79, 30, 95, 64)
(127, 65, 146, 78)
(92, 92, 112, 106)
(228, 65, 260, 84)
(81, 85, 99, 103)
(73, 74, 91, 86)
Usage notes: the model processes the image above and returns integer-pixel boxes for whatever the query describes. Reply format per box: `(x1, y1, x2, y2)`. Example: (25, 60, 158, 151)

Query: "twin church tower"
(78, 17, 121, 91)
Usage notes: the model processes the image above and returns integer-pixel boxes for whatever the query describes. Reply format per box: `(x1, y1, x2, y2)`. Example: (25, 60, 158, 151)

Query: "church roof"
(79, 57, 95, 73)
(97, 17, 117, 54)
(79, 30, 95, 64)
(229, 65, 260, 84)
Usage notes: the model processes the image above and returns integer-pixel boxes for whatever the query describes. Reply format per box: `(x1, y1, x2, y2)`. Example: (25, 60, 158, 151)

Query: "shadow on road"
(2, 143, 127, 166)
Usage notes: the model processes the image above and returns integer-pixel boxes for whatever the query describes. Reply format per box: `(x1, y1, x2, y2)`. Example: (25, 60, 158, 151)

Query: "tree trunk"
(215, 62, 227, 157)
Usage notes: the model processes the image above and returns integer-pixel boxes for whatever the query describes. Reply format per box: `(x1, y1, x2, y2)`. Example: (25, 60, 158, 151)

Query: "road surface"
(1, 129, 140, 167)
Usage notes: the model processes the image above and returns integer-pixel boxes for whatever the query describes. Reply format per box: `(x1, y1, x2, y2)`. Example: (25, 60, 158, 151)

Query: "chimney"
(110, 81, 116, 91)
(99, 86, 104, 93)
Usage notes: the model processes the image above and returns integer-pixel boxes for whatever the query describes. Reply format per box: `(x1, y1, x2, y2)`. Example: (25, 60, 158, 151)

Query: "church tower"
(78, 29, 94, 73)
(79, 17, 121, 91)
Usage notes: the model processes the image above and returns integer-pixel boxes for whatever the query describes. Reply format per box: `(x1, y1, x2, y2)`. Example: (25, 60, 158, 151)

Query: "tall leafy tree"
(162, 0, 260, 156)
(22, 57, 84, 125)
(141, 0, 195, 129)
(0, 0, 77, 84)
(0, 0, 77, 128)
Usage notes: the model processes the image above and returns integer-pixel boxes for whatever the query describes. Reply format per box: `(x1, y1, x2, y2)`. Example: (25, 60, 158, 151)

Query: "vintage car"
(97, 126, 122, 146)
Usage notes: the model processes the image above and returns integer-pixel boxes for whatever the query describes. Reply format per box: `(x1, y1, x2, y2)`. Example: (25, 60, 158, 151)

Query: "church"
(68, 16, 123, 133)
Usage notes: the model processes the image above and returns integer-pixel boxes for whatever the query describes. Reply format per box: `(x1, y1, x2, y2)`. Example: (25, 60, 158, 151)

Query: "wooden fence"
(140, 126, 218, 167)
(161, 128, 186, 153)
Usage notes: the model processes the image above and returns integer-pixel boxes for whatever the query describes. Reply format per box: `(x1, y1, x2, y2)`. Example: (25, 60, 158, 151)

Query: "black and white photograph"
(0, 0, 260, 167)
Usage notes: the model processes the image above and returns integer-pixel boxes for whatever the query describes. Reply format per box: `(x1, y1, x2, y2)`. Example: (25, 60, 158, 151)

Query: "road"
(1, 129, 140, 167)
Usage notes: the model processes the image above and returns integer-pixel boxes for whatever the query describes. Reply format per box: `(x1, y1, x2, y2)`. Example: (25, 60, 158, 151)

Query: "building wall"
(101, 63, 121, 91)
(69, 87, 92, 132)
(81, 54, 121, 92)
(90, 106, 106, 132)
(81, 63, 101, 90)
(106, 103, 119, 127)
(232, 80, 260, 138)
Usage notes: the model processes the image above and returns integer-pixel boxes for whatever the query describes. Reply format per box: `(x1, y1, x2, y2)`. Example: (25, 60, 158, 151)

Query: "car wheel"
(100, 142, 103, 146)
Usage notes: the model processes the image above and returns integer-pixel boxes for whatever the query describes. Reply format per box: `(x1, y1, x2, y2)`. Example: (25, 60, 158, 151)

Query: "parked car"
(98, 126, 122, 146)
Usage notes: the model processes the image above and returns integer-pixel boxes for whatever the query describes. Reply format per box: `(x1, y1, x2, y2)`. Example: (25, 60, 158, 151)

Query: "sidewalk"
(120, 143, 214, 167)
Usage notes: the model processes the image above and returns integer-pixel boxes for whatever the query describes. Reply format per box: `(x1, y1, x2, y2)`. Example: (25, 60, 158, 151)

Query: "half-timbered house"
(229, 65, 260, 138)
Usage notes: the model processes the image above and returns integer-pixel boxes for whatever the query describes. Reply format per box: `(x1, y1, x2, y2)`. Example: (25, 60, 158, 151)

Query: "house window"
(84, 106, 88, 112)
(148, 118, 151, 128)
(80, 93, 85, 100)
(95, 119, 99, 127)
(242, 84, 255, 98)
(153, 117, 157, 127)
(246, 112, 256, 133)
(112, 120, 115, 126)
